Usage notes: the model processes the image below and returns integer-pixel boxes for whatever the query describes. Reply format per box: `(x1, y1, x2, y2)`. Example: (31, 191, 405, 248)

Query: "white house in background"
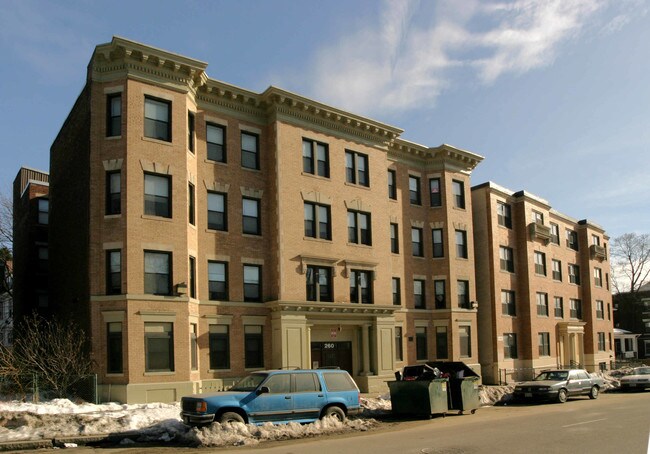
(613, 328, 639, 360)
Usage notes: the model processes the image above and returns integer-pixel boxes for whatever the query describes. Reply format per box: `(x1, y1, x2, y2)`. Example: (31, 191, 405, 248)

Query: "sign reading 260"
(323, 343, 335, 349)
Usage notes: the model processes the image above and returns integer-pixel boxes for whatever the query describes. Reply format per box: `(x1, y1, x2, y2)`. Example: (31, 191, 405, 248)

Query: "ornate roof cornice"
(90, 36, 208, 94)
(389, 140, 484, 173)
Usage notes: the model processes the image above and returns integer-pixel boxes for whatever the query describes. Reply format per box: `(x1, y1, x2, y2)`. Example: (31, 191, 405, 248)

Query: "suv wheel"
(322, 406, 346, 422)
(219, 412, 245, 424)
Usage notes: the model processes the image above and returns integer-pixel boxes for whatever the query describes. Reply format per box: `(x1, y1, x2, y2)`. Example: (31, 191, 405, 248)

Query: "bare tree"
(0, 314, 94, 399)
(610, 233, 650, 294)
(0, 189, 11, 252)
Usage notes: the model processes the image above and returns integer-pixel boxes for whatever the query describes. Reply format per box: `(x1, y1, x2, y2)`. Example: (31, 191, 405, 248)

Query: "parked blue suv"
(181, 369, 362, 425)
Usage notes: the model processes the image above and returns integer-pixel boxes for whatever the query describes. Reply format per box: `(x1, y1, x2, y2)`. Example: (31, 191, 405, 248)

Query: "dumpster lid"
(425, 361, 479, 378)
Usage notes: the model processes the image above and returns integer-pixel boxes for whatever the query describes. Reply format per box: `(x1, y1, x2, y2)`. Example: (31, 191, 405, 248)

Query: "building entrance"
(311, 341, 352, 374)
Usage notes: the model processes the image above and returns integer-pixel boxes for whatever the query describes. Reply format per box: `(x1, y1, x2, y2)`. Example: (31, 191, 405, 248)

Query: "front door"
(311, 341, 353, 374)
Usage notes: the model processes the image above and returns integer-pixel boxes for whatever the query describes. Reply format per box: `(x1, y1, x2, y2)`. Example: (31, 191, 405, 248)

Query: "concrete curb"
(0, 434, 114, 452)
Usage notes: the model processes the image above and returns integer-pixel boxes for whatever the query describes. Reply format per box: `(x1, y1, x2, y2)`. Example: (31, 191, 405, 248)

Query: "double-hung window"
(207, 123, 226, 162)
(306, 266, 332, 302)
(207, 192, 227, 231)
(388, 169, 397, 199)
(392, 277, 401, 305)
(566, 229, 579, 251)
(409, 176, 421, 205)
(144, 322, 174, 372)
(414, 279, 425, 309)
(304, 202, 331, 240)
(455, 230, 468, 258)
(208, 261, 228, 300)
(499, 246, 514, 272)
(345, 150, 369, 186)
(554, 297, 564, 318)
(501, 290, 516, 316)
(570, 299, 582, 319)
(538, 332, 550, 356)
(416, 327, 427, 360)
(38, 199, 49, 224)
(144, 251, 172, 295)
(348, 210, 371, 245)
(434, 280, 446, 309)
(552, 259, 562, 281)
(302, 139, 329, 177)
(534, 251, 546, 276)
(429, 178, 441, 207)
(596, 300, 604, 319)
(106, 322, 122, 374)
(390, 223, 399, 253)
(432, 229, 444, 258)
(106, 93, 121, 137)
(244, 325, 264, 368)
(144, 96, 171, 142)
(242, 198, 261, 235)
(106, 250, 121, 295)
(187, 112, 195, 152)
(457, 280, 470, 309)
(504, 333, 518, 359)
(536, 292, 549, 316)
(459, 326, 471, 357)
(209, 325, 230, 370)
(241, 132, 259, 170)
(598, 332, 606, 351)
(452, 180, 465, 209)
(106, 171, 121, 215)
(497, 202, 512, 228)
(594, 268, 602, 287)
(144, 173, 171, 218)
(568, 264, 580, 284)
(243, 265, 262, 302)
(412, 227, 423, 257)
(550, 223, 560, 244)
(350, 270, 373, 304)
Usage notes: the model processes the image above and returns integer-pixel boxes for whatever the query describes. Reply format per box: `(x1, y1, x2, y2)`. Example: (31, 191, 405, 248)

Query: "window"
(37, 246, 48, 273)
(302, 139, 329, 177)
(305, 202, 331, 240)
(243, 265, 262, 302)
(209, 325, 230, 370)
(348, 210, 371, 245)
(390, 223, 399, 253)
(106, 93, 121, 137)
(188, 183, 195, 226)
(566, 229, 579, 251)
(416, 327, 427, 360)
(242, 197, 261, 235)
(436, 326, 448, 359)
(533, 210, 544, 224)
(414, 279, 425, 309)
(538, 332, 550, 356)
(412, 227, 423, 257)
(241, 132, 259, 170)
(434, 280, 446, 309)
(190, 323, 198, 371)
(144, 173, 171, 218)
(598, 332, 606, 351)
(606, 273, 610, 290)
(554, 297, 564, 318)
(550, 223, 560, 244)
(552, 259, 562, 281)
(455, 230, 468, 259)
(392, 277, 401, 305)
(607, 303, 611, 320)
(388, 169, 397, 199)
(144, 251, 171, 295)
(244, 325, 264, 368)
(592, 234, 601, 246)
(432, 229, 444, 258)
(208, 261, 228, 300)
(568, 264, 580, 284)
(395, 327, 403, 361)
(536, 292, 549, 316)
(452, 180, 465, 209)
(144, 96, 171, 141)
(534, 251, 546, 276)
(409, 176, 421, 205)
(458, 280, 470, 309)
(429, 178, 441, 207)
(105, 171, 121, 215)
(144, 322, 174, 372)
(570, 299, 582, 319)
(189, 256, 196, 299)
(187, 112, 195, 152)
(106, 250, 121, 295)
(207, 123, 226, 162)
(497, 202, 512, 228)
(350, 269, 373, 304)
(106, 322, 123, 374)
(306, 266, 332, 302)
(345, 150, 369, 186)
(503, 333, 518, 359)
(38, 199, 49, 225)
(499, 246, 514, 272)
(501, 290, 516, 316)
(594, 268, 602, 287)
(459, 326, 471, 357)
(596, 300, 604, 319)
(295, 373, 321, 392)
(207, 191, 227, 231)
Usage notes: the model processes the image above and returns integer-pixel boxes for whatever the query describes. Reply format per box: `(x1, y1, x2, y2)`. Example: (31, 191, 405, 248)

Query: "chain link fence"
(0, 372, 97, 403)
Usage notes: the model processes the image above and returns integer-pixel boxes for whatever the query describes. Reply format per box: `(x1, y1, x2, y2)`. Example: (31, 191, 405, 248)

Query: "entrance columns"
(361, 324, 371, 376)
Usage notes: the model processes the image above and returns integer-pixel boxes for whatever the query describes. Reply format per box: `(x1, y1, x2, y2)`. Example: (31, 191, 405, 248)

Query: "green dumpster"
(426, 361, 480, 414)
(387, 378, 449, 418)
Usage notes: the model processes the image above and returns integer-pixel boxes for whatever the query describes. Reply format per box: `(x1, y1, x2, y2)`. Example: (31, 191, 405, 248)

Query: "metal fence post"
(32, 373, 39, 403)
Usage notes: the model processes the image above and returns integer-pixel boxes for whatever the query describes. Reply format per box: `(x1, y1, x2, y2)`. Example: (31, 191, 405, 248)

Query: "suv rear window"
(322, 372, 356, 391)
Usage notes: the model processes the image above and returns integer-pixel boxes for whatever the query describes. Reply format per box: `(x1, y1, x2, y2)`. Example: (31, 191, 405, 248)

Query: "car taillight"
(196, 401, 207, 413)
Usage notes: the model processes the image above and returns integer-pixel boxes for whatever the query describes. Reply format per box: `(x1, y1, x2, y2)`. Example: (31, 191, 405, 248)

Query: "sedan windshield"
(534, 371, 568, 381)
(634, 367, 650, 375)
(230, 373, 268, 391)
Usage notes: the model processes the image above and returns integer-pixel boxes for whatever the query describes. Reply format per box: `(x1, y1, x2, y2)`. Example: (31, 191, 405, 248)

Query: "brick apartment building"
(12, 37, 614, 402)
(21, 37, 486, 403)
(472, 182, 614, 384)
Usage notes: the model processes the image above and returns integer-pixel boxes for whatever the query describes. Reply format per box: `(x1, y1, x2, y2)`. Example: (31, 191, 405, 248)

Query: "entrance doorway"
(311, 341, 353, 374)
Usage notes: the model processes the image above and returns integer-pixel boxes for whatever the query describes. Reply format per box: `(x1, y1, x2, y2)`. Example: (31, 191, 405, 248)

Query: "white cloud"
(300, 0, 634, 114)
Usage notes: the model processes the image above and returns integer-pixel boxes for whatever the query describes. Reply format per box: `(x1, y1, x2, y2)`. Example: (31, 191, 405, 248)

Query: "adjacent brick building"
(472, 182, 614, 384)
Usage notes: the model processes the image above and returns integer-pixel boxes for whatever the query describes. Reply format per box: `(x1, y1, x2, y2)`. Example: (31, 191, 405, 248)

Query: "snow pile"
(360, 394, 392, 417)
(479, 385, 515, 406)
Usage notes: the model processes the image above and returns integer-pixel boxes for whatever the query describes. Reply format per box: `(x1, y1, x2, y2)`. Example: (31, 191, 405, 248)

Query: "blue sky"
(0, 0, 648, 238)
